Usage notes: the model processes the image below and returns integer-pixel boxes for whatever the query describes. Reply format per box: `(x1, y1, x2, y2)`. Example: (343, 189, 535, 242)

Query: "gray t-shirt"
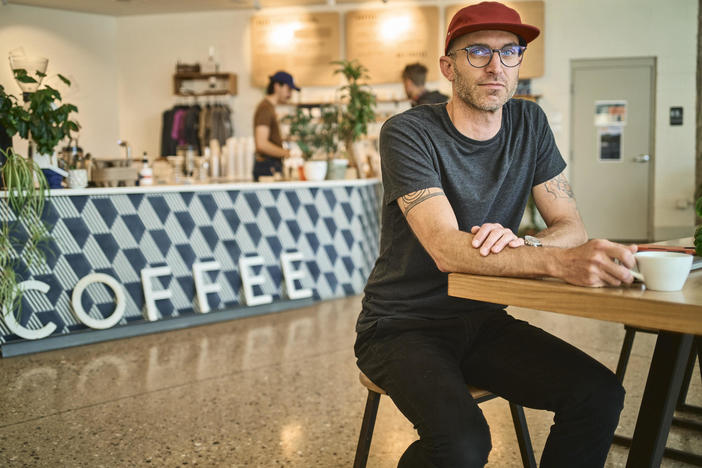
(357, 99, 566, 332)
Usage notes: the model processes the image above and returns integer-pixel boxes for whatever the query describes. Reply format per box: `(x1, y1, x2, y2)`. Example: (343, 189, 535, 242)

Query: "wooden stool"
(353, 371, 537, 468)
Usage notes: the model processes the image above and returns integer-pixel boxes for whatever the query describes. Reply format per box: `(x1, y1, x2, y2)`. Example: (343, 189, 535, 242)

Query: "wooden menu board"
(251, 12, 340, 87)
(445, 2, 544, 79)
(346, 6, 439, 85)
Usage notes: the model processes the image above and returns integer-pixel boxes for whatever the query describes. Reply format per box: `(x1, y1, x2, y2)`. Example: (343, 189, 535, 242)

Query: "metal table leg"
(626, 332, 694, 468)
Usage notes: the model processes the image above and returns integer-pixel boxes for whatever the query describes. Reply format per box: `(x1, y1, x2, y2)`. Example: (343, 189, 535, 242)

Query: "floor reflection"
(0, 297, 698, 467)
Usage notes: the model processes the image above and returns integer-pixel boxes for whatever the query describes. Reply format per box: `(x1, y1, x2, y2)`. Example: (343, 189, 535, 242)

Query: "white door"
(570, 58, 655, 241)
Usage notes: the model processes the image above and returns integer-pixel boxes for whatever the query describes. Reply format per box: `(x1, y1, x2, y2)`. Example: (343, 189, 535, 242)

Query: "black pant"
(253, 157, 282, 181)
(354, 309, 625, 468)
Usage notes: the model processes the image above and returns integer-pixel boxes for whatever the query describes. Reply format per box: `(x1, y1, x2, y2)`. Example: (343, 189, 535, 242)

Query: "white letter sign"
(141, 266, 173, 321)
(2, 280, 56, 340)
(239, 256, 272, 306)
(193, 261, 222, 313)
(281, 251, 312, 300)
(71, 273, 125, 329)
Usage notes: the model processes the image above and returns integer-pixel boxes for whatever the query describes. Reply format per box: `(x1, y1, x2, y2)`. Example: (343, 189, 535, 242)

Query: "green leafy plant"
(0, 66, 75, 321)
(4, 68, 79, 155)
(0, 147, 52, 320)
(332, 59, 376, 149)
(284, 105, 341, 161)
(283, 107, 318, 160)
(315, 105, 340, 157)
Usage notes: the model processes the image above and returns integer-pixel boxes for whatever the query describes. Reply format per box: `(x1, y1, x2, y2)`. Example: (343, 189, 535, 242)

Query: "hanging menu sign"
(346, 6, 439, 85)
(251, 12, 340, 87)
(445, 1, 544, 79)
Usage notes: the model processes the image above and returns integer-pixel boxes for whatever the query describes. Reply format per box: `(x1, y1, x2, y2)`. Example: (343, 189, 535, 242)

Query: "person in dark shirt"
(402, 62, 449, 107)
(356, 2, 636, 467)
(252, 71, 298, 181)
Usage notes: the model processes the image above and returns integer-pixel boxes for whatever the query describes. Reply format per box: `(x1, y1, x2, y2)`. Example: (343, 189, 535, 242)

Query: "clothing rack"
(160, 99, 234, 157)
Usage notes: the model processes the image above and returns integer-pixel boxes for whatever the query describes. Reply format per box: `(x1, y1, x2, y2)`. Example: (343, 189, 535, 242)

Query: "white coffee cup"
(630, 251, 693, 291)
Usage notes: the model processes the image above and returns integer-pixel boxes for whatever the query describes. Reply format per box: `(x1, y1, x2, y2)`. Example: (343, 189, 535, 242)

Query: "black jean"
(253, 157, 282, 181)
(354, 308, 625, 468)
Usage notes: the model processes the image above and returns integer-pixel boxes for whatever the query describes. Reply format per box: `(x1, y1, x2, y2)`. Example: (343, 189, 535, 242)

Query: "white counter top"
(3, 178, 380, 197)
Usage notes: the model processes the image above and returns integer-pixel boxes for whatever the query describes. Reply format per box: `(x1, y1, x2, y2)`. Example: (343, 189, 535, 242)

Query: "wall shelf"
(173, 72, 237, 96)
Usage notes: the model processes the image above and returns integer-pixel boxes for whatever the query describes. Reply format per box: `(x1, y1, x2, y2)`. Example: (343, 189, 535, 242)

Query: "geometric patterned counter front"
(0, 180, 381, 353)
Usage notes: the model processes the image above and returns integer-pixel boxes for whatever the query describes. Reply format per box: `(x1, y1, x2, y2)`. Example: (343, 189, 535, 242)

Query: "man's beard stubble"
(454, 67, 517, 113)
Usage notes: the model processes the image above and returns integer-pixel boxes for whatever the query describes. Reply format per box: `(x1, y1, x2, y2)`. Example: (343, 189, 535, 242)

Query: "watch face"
(524, 235, 542, 247)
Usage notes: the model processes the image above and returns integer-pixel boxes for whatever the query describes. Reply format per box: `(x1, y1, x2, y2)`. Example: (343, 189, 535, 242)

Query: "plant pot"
(68, 169, 88, 189)
(303, 160, 328, 182)
(41, 168, 64, 189)
(326, 158, 349, 180)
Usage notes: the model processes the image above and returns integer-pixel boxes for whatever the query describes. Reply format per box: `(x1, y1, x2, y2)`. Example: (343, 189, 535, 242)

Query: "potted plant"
(0, 64, 77, 322)
(332, 59, 376, 178)
(5, 68, 79, 187)
(0, 147, 51, 321)
(283, 107, 327, 181)
(315, 104, 348, 180)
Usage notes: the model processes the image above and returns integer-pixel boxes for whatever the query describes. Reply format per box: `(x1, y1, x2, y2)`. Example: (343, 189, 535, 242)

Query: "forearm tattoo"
(544, 173, 575, 199)
(401, 189, 444, 216)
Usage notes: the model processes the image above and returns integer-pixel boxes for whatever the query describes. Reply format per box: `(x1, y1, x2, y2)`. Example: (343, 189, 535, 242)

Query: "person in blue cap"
(252, 70, 299, 181)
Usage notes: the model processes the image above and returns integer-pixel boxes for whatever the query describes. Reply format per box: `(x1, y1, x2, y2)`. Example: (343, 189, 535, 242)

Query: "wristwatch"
(524, 235, 543, 247)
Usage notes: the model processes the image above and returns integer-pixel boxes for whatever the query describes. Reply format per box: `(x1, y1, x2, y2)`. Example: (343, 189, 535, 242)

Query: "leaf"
(12, 68, 38, 84)
(58, 74, 71, 86)
(14, 74, 38, 84)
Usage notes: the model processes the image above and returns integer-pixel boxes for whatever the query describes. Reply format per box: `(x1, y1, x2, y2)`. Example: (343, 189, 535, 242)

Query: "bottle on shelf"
(138, 151, 153, 186)
(202, 46, 219, 74)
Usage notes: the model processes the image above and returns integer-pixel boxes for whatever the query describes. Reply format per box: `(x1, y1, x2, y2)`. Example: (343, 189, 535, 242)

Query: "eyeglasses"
(450, 45, 526, 68)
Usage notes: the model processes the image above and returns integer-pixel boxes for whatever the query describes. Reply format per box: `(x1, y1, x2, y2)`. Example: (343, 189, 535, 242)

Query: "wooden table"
(448, 268, 701, 468)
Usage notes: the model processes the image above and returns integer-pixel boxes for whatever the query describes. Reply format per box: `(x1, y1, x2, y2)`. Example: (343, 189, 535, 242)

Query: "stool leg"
(509, 403, 537, 468)
(353, 389, 381, 468)
(615, 326, 637, 382)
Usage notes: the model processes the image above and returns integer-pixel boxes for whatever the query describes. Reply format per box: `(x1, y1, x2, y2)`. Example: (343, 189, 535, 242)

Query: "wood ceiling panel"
(7, 0, 327, 16)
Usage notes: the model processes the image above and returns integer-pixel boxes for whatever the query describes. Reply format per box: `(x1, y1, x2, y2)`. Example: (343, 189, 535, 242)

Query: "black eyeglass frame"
(449, 45, 527, 68)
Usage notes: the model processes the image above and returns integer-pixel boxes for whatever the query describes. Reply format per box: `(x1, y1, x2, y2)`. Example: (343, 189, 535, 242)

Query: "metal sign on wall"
(346, 6, 440, 85)
(250, 12, 341, 88)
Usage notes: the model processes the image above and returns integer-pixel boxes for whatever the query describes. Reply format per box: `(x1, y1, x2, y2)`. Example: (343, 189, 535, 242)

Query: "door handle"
(632, 154, 650, 163)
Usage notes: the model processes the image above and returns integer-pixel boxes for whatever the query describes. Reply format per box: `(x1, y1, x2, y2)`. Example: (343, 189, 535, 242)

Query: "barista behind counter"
(252, 71, 299, 181)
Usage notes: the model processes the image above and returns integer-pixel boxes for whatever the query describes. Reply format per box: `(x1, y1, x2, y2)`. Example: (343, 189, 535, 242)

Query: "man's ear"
(439, 56, 455, 82)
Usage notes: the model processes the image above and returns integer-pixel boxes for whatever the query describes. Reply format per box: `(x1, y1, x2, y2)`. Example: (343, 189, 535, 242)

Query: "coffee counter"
(0, 179, 381, 356)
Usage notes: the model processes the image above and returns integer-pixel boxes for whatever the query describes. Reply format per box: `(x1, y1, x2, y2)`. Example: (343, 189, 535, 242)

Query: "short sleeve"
(532, 106, 566, 186)
(254, 102, 273, 128)
(379, 114, 443, 206)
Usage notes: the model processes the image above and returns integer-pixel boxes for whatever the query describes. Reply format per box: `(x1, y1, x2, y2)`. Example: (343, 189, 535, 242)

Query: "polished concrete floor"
(0, 295, 700, 467)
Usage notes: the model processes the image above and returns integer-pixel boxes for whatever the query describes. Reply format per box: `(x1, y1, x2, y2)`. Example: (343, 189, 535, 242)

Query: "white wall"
(536, 0, 698, 239)
(0, 0, 697, 239)
(0, 4, 119, 158)
(115, 10, 250, 160)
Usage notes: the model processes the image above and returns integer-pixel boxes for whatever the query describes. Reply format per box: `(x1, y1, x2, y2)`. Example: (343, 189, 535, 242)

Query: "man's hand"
(555, 239, 638, 287)
(470, 223, 524, 256)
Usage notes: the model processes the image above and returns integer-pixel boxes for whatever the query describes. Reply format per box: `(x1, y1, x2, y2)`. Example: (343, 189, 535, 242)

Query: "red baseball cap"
(445, 2, 540, 55)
